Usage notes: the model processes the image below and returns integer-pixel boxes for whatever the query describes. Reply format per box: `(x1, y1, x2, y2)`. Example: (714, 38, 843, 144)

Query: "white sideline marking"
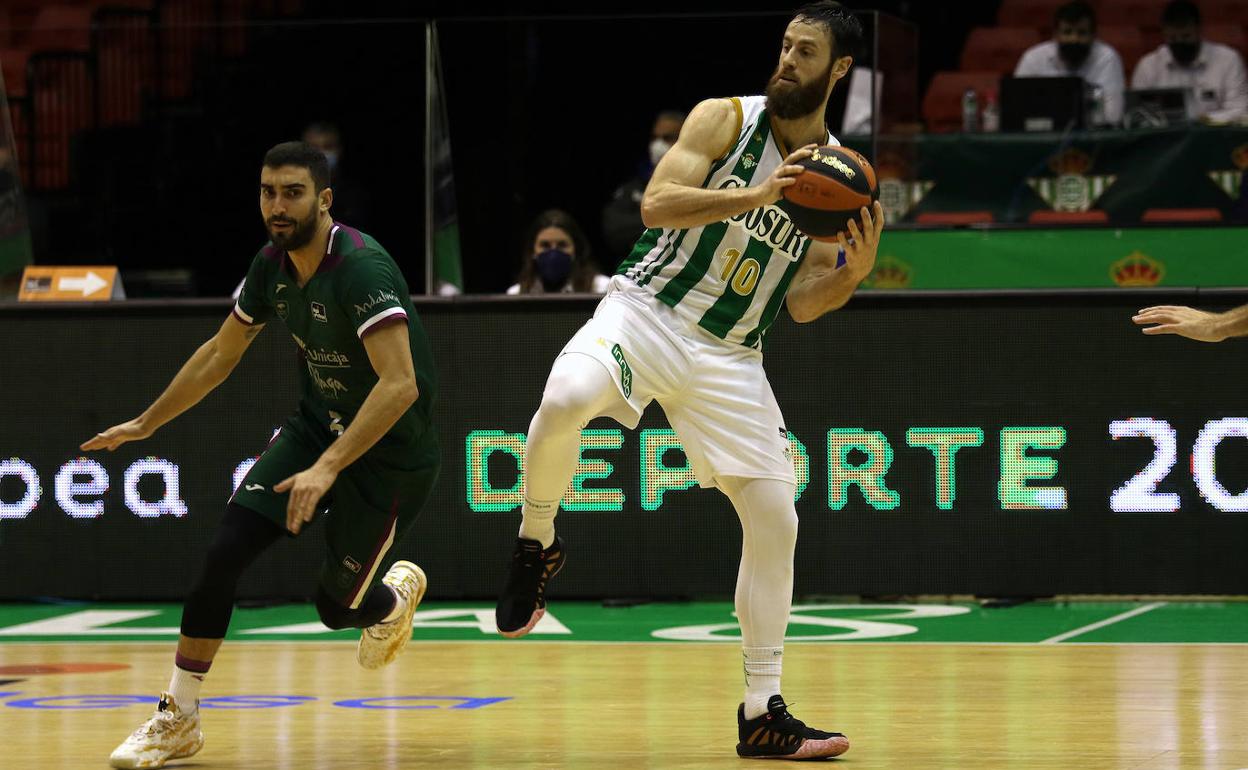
(1040, 602, 1167, 644)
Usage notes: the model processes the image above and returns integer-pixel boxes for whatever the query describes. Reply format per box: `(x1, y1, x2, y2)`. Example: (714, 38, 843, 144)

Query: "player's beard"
(765, 60, 834, 120)
(267, 207, 319, 251)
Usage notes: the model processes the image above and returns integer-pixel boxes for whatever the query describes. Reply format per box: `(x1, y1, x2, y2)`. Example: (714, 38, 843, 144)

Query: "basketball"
(779, 146, 879, 242)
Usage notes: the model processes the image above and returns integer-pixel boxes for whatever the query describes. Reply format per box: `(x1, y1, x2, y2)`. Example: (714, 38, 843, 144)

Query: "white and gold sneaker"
(109, 692, 203, 769)
(357, 560, 427, 670)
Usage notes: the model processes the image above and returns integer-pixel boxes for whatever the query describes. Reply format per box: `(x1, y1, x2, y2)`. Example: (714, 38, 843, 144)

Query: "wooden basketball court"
(2, 632, 1246, 768)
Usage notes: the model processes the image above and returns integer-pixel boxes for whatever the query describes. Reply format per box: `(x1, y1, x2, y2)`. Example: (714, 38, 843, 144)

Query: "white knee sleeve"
(520, 354, 628, 546)
(720, 476, 798, 717)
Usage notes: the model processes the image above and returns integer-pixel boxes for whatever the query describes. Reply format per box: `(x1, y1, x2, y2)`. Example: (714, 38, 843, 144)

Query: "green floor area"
(0, 601, 1244, 644)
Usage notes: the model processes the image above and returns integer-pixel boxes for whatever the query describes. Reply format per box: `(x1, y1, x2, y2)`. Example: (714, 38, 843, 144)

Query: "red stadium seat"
(26, 6, 94, 52)
(1141, 208, 1224, 222)
(158, 0, 215, 99)
(960, 27, 1045, 74)
(94, 7, 157, 126)
(1203, 23, 1248, 54)
(0, 49, 30, 100)
(916, 211, 995, 225)
(0, 8, 12, 49)
(1028, 209, 1110, 224)
(1098, 26, 1150, 72)
(1098, 0, 1170, 30)
(0, 49, 32, 187)
(1203, 0, 1248, 27)
(998, 0, 1066, 31)
(922, 71, 1002, 133)
(28, 53, 94, 189)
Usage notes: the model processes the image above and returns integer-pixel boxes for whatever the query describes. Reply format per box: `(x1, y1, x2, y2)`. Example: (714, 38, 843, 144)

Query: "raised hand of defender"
(755, 144, 816, 205)
(1132, 305, 1226, 342)
(275, 462, 337, 534)
(80, 418, 152, 452)
(837, 200, 885, 280)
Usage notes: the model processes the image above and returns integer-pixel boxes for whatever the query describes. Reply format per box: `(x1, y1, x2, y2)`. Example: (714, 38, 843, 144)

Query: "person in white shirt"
(1014, 0, 1125, 125)
(1131, 0, 1248, 124)
(507, 208, 611, 295)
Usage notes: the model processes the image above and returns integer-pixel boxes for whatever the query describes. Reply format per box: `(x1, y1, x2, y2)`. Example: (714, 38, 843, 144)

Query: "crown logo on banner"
(874, 151, 934, 224)
(1231, 144, 1248, 171)
(1047, 148, 1093, 175)
(1111, 252, 1164, 287)
(864, 255, 912, 289)
(1028, 148, 1117, 213)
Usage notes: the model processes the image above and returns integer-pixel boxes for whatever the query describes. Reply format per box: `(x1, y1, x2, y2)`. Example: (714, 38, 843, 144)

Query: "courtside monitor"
(1000, 76, 1085, 133)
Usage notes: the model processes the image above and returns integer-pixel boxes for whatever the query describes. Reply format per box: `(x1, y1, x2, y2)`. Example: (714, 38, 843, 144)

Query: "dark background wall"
(25, 1, 1002, 296)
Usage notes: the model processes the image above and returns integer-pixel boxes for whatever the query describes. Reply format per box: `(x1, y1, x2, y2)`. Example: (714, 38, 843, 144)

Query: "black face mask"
(1168, 41, 1200, 65)
(535, 248, 573, 291)
(1058, 41, 1092, 68)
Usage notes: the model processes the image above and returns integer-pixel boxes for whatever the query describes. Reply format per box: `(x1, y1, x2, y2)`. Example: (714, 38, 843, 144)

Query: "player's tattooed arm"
(786, 201, 884, 323)
(81, 313, 265, 451)
(641, 98, 812, 230)
(1133, 303, 1248, 342)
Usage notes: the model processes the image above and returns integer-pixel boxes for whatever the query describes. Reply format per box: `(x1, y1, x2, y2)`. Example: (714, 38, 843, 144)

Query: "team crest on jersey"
(311, 302, 328, 322)
(275, 300, 289, 320)
(741, 153, 757, 170)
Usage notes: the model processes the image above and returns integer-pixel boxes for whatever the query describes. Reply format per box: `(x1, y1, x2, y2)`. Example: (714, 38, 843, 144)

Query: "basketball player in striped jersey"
(495, 1, 882, 760)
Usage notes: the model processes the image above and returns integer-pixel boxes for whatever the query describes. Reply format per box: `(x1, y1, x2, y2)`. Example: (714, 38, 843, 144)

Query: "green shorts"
(229, 416, 439, 608)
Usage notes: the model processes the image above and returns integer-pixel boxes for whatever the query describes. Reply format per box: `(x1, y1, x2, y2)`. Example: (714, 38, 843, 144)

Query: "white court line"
(1040, 602, 1167, 644)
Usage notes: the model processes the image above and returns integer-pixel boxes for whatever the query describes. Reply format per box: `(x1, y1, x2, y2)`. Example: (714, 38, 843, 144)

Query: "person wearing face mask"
(1131, 1, 1248, 124)
(601, 110, 686, 260)
(1014, 0, 1125, 125)
(507, 209, 610, 295)
(303, 121, 371, 231)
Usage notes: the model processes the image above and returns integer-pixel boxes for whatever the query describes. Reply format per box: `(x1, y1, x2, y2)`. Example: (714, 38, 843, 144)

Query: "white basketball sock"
(519, 496, 559, 549)
(720, 476, 799, 720)
(168, 665, 205, 715)
(743, 646, 784, 718)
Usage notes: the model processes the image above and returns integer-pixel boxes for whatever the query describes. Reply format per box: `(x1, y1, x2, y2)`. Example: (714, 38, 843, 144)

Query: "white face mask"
(649, 138, 673, 167)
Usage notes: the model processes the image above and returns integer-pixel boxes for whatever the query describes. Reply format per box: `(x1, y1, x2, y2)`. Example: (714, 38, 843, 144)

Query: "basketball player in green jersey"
(495, 1, 883, 760)
(84, 142, 440, 769)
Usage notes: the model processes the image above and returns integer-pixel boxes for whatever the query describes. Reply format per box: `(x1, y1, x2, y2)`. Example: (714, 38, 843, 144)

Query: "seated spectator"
(1014, 0, 1125, 125)
(303, 121, 371, 229)
(601, 110, 685, 259)
(1131, 0, 1248, 124)
(508, 209, 610, 295)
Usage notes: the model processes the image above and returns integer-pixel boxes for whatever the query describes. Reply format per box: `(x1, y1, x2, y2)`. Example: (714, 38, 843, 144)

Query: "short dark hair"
(793, 1, 864, 62)
(1162, 0, 1200, 27)
(1055, 1, 1097, 32)
(263, 141, 330, 192)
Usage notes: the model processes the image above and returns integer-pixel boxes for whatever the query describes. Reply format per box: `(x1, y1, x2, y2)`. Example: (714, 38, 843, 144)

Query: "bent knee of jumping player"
(535, 353, 621, 430)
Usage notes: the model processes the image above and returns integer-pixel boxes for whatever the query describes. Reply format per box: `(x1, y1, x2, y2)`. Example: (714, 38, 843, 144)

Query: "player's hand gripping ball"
(778, 146, 879, 242)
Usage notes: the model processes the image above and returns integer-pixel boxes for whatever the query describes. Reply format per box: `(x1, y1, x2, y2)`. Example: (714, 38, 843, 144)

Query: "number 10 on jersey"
(720, 248, 761, 296)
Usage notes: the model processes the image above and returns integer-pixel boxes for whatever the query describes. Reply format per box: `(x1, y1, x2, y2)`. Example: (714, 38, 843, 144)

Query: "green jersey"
(233, 222, 437, 456)
(617, 95, 836, 348)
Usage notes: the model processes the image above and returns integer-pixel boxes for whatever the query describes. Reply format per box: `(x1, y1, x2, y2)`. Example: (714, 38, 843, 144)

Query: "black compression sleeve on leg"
(180, 503, 285, 639)
(315, 584, 396, 630)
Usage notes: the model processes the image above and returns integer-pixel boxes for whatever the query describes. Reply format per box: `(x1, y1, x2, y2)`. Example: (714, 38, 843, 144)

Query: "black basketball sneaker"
(495, 536, 566, 638)
(736, 695, 850, 760)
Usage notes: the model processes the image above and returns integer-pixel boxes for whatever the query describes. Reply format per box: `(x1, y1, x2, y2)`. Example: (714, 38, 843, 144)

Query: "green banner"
(864, 226, 1248, 289)
(848, 126, 1248, 225)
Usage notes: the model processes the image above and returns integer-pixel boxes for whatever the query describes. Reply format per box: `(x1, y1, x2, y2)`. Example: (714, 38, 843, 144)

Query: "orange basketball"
(779, 146, 879, 243)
